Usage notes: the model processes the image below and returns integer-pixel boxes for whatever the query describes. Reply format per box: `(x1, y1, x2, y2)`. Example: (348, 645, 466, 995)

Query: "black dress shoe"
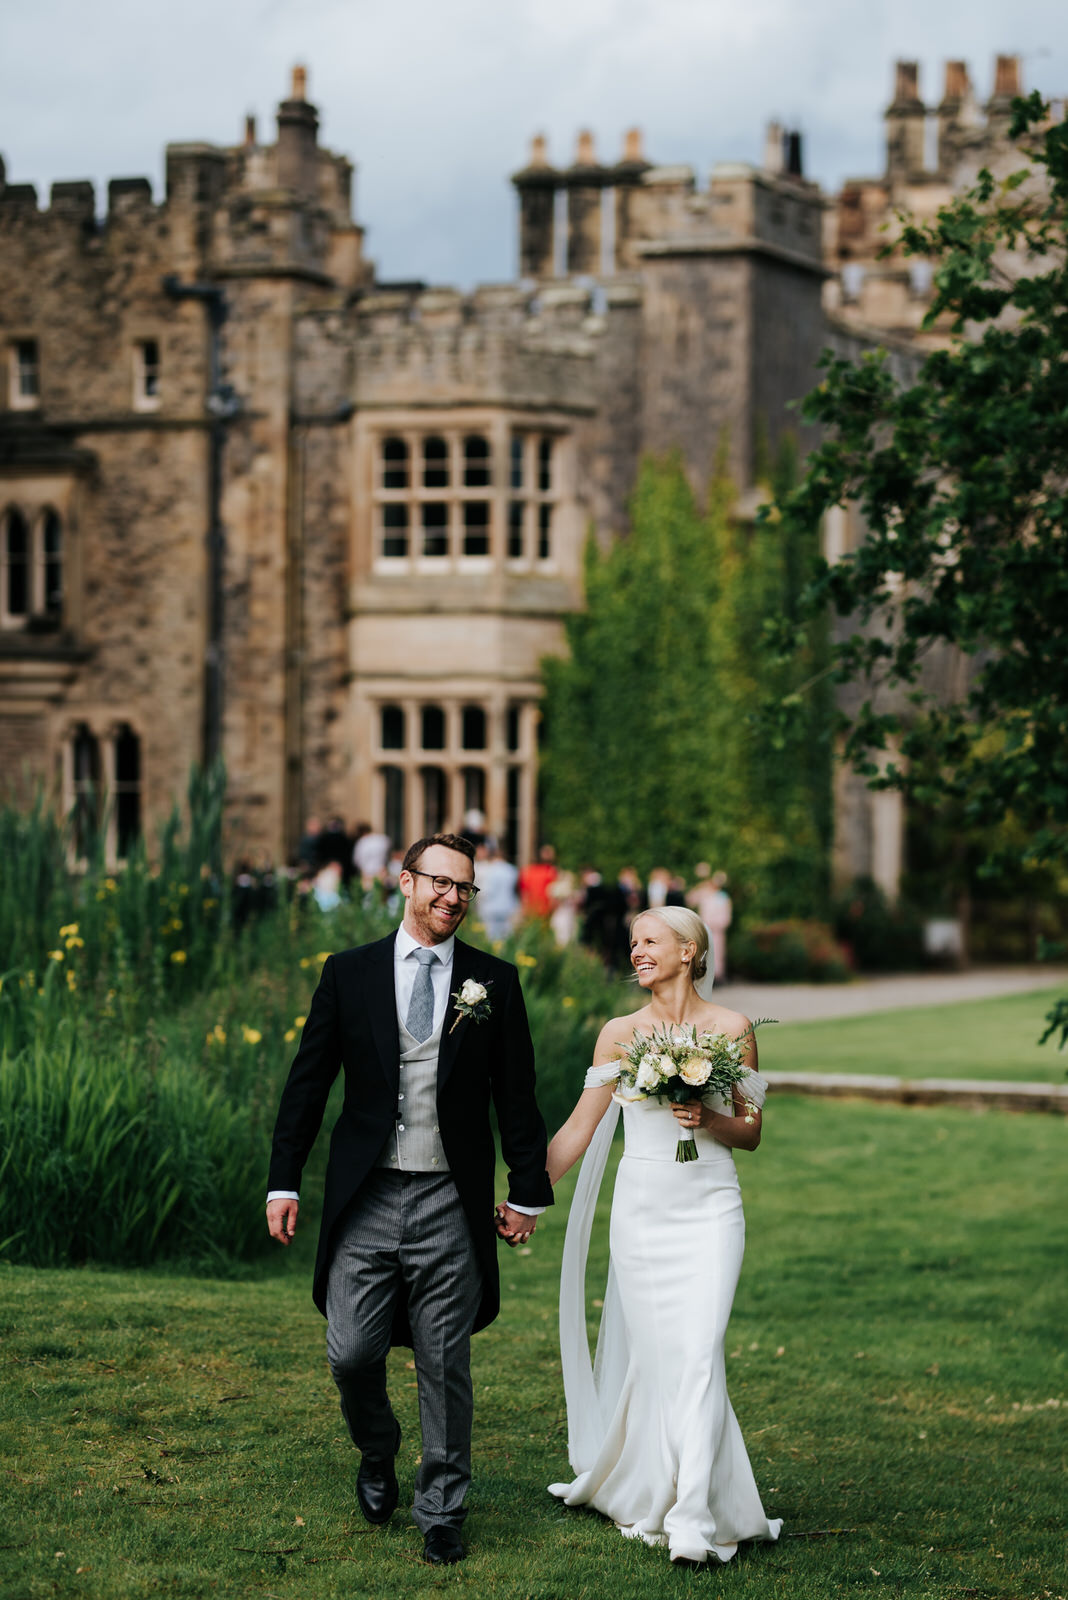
(423, 1525, 464, 1565)
(356, 1452, 398, 1525)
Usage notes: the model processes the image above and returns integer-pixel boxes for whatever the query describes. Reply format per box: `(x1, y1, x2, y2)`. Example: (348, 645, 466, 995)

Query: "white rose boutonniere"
(450, 977, 493, 1034)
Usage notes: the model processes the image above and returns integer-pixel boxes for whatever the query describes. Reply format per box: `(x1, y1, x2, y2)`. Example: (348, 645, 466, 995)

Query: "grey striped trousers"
(325, 1170, 482, 1531)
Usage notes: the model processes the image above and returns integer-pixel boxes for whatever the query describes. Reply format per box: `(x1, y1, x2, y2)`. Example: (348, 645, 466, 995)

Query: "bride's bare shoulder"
(699, 1001, 752, 1038)
(593, 1006, 649, 1063)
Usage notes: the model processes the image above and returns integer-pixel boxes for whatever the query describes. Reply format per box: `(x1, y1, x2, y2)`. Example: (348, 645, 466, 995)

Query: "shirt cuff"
(267, 1190, 300, 1203)
(504, 1201, 545, 1216)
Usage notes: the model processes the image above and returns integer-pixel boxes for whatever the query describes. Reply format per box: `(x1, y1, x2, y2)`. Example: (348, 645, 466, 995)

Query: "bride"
(545, 906, 782, 1566)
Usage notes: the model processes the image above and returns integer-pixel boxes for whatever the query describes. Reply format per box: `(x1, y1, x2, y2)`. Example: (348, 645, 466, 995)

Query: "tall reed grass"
(0, 773, 627, 1270)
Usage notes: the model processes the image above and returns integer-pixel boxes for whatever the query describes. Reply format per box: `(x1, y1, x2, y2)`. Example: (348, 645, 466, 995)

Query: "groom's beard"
(409, 895, 467, 945)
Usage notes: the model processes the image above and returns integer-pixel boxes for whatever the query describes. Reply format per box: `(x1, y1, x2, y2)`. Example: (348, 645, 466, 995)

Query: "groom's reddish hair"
(402, 833, 476, 873)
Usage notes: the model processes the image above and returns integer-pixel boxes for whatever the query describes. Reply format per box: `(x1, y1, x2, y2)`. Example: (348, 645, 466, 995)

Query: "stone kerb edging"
(763, 1071, 1068, 1114)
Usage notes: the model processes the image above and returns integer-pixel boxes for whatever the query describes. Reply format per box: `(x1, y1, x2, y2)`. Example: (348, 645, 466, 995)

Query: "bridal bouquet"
(610, 1020, 773, 1162)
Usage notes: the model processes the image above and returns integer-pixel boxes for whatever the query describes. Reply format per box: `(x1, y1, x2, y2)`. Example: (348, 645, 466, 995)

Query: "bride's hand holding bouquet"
(605, 1019, 772, 1161)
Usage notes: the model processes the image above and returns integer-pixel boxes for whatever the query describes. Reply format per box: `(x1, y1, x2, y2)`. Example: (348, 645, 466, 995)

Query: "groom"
(266, 833, 553, 1565)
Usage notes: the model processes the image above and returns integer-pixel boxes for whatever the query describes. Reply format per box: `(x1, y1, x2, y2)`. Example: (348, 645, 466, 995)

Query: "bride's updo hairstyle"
(637, 907, 709, 983)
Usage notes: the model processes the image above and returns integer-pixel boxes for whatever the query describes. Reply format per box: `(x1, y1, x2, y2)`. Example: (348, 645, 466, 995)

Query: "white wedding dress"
(549, 1067, 782, 1565)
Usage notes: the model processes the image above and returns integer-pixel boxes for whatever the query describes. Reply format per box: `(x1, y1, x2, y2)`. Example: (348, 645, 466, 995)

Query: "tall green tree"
(540, 453, 832, 917)
(770, 95, 1068, 1035)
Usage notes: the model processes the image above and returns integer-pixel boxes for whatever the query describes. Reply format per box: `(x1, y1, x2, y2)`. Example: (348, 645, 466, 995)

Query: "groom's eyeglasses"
(408, 869, 480, 903)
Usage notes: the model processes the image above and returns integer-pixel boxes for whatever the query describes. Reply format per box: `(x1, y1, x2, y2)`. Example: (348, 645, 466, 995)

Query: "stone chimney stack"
(564, 129, 607, 276)
(244, 114, 257, 148)
(987, 53, 1023, 136)
(785, 129, 804, 179)
(763, 121, 786, 175)
(937, 60, 973, 176)
(276, 64, 319, 195)
(612, 128, 652, 272)
(512, 134, 559, 281)
(885, 59, 927, 185)
(992, 53, 1022, 99)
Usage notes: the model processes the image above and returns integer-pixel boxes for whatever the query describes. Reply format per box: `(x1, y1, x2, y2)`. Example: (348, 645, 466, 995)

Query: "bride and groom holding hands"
(266, 833, 781, 1567)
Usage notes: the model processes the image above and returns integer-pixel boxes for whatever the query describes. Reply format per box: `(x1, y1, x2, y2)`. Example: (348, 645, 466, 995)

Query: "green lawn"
(1, 1094, 1064, 1599)
(760, 986, 1068, 1084)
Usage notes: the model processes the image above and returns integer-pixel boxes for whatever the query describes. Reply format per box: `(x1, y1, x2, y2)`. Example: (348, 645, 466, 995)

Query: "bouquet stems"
(675, 1127, 698, 1163)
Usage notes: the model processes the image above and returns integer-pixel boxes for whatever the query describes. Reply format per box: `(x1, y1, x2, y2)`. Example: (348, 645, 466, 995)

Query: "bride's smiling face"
(630, 915, 695, 988)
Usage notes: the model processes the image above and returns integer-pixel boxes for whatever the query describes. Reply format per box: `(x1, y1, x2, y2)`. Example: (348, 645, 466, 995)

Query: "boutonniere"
(449, 978, 493, 1034)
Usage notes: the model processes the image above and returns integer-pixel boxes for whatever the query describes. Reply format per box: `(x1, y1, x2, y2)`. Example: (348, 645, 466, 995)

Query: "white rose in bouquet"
(636, 1055, 664, 1092)
(677, 1054, 711, 1087)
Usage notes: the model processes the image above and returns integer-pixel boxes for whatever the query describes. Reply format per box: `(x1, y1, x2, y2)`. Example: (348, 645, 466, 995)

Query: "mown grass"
(1, 1095, 1064, 1600)
(761, 987, 1068, 1084)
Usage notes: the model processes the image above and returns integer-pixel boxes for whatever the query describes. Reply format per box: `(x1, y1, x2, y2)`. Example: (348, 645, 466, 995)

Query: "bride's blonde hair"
(634, 906, 709, 982)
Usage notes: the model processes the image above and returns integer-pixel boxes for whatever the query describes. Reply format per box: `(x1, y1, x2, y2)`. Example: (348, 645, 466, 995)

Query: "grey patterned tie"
(405, 948, 436, 1042)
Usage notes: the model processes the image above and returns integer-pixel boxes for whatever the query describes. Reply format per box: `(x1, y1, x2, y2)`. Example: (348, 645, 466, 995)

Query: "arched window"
(42, 508, 62, 620)
(381, 503, 409, 558)
(421, 766, 447, 834)
(113, 723, 141, 857)
(463, 434, 491, 488)
(423, 435, 449, 489)
(381, 435, 409, 490)
(3, 508, 29, 619)
(71, 722, 101, 858)
(421, 502, 448, 558)
(380, 704, 406, 750)
(461, 705, 486, 750)
(538, 503, 553, 561)
(381, 765, 405, 848)
(421, 705, 446, 750)
(461, 766, 485, 817)
(462, 501, 489, 557)
(538, 437, 553, 491)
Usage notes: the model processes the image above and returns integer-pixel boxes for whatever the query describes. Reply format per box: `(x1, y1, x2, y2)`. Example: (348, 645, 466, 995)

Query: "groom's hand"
(494, 1204, 536, 1247)
(267, 1197, 299, 1245)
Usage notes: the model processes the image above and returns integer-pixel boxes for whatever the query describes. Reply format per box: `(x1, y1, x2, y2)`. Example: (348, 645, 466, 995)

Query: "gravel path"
(713, 965, 1068, 1025)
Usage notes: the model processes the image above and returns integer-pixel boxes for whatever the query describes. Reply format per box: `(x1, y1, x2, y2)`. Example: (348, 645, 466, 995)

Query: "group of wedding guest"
(294, 812, 732, 979)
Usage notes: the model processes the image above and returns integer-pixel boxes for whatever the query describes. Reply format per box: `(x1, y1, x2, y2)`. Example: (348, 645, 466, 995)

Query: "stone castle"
(0, 56, 1040, 887)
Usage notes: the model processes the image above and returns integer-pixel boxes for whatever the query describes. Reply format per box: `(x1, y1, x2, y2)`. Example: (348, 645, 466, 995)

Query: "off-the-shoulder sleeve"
(740, 1067, 769, 1107)
(584, 1061, 622, 1089)
(701, 1066, 770, 1113)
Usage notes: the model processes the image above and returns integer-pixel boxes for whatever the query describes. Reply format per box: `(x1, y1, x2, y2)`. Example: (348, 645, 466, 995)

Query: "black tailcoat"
(267, 931, 553, 1337)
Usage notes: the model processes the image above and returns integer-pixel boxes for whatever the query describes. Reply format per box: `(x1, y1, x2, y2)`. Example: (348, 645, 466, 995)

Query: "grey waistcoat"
(376, 1012, 450, 1173)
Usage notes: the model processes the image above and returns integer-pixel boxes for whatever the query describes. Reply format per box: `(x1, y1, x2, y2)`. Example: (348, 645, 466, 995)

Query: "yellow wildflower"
(294, 1015, 306, 1028)
(284, 1028, 296, 1043)
(170, 950, 188, 965)
(48, 949, 64, 962)
(206, 1023, 227, 1046)
(242, 1025, 263, 1045)
(316, 952, 331, 964)
(104, 878, 117, 893)
(58, 923, 79, 939)
(178, 884, 190, 897)
(66, 969, 77, 991)
(203, 898, 218, 911)
(562, 996, 575, 1008)
(65, 935, 85, 950)
(299, 957, 311, 969)
(515, 952, 538, 968)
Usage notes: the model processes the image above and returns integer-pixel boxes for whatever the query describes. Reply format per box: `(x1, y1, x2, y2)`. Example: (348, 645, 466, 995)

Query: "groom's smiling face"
(400, 844, 474, 945)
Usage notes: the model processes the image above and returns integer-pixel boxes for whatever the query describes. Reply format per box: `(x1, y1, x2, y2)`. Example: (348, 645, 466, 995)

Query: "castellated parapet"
(3, 62, 903, 875)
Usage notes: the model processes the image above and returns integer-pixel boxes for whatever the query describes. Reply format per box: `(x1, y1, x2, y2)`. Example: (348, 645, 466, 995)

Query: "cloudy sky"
(1, 0, 1064, 288)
